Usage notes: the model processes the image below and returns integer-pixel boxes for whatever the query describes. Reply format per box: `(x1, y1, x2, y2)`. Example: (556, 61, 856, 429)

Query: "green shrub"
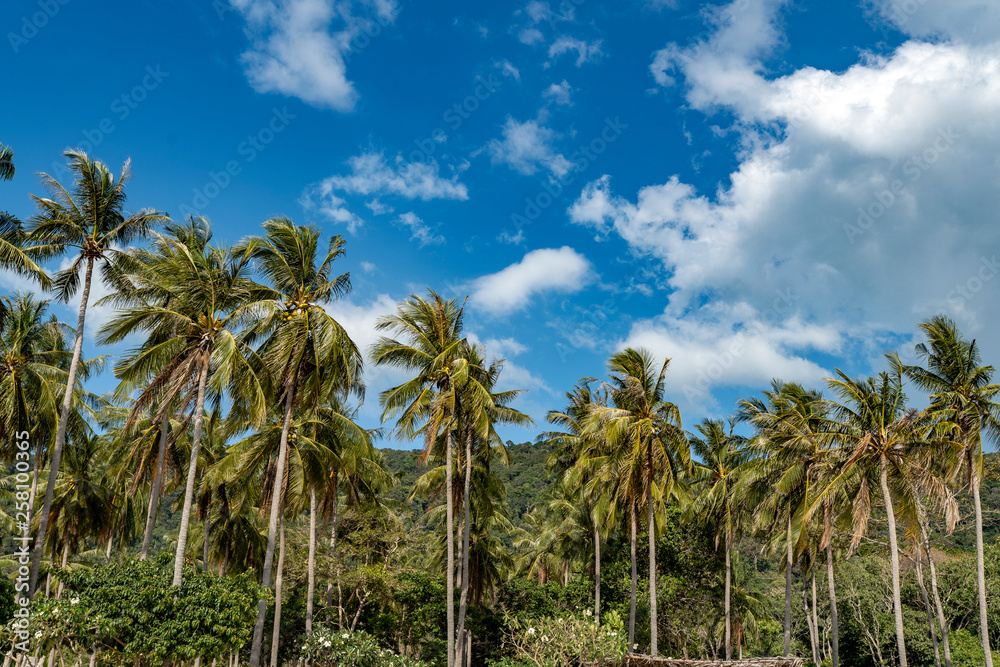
(300, 626, 430, 667)
(491, 608, 627, 667)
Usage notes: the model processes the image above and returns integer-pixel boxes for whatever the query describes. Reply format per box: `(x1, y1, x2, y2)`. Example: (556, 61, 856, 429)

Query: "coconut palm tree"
(825, 369, 940, 667)
(738, 381, 833, 658)
(23, 149, 167, 593)
(901, 316, 1000, 667)
(0, 142, 51, 289)
(0, 142, 13, 180)
(235, 217, 362, 667)
(373, 290, 470, 667)
(587, 348, 690, 657)
(97, 216, 268, 587)
(688, 418, 750, 660)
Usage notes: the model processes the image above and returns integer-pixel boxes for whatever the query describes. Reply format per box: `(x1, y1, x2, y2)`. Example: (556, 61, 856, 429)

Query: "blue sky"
(3, 0, 1000, 448)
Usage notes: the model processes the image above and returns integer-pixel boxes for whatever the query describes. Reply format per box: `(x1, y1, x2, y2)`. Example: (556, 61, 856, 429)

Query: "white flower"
(527, 627, 536, 636)
(542, 635, 549, 642)
(34, 631, 42, 638)
(584, 608, 592, 617)
(633, 644, 638, 650)
(341, 633, 349, 639)
(610, 632, 617, 637)
(70, 597, 79, 605)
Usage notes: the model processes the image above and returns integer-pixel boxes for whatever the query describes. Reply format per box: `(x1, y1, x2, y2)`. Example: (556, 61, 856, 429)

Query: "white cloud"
(359, 261, 376, 272)
(231, 0, 398, 111)
(497, 59, 522, 81)
(548, 36, 603, 66)
(396, 212, 445, 246)
(570, 0, 1000, 396)
(870, 0, 1000, 45)
(303, 151, 469, 230)
(488, 116, 573, 177)
(519, 28, 545, 45)
(469, 247, 593, 315)
(542, 79, 573, 105)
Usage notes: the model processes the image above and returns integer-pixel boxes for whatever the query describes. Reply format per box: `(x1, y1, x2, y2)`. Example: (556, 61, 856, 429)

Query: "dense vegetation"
(1, 146, 999, 667)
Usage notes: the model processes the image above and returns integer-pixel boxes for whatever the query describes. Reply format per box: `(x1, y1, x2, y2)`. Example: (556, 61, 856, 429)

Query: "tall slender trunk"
(812, 565, 820, 663)
(249, 387, 295, 667)
(803, 567, 818, 665)
(325, 470, 338, 611)
(203, 509, 212, 572)
(141, 410, 170, 560)
(921, 521, 952, 667)
(915, 541, 941, 667)
(105, 534, 113, 565)
(647, 439, 658, 657)
(881, 455, 908, 667)
(724, 536, 731, 660)
(594, 525, 601, 625)
(455, 433, 473, 667)
(306, 485, 317, 634)
(972, 471, 994, 667)
(29, 256, 93, 597)
(270, 515, 286, 667)
(445, 428, 455, 667)
(826, 540, 840, 667)
(172, 355, 212, 586)
(784, 514, 793, 657)
(27, 453, 40, 532)
(56, 541, 68, 599)
(629, 502, 637, 652)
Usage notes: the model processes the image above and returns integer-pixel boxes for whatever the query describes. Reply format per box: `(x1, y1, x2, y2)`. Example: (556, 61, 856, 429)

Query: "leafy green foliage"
(5, 559, 265, 663)
(300, 626, 430, 667)
(490, 608, 626, 667)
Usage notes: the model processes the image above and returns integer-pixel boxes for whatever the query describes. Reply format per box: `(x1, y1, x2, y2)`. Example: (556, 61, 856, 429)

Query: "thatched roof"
(621, 657, 806, 667)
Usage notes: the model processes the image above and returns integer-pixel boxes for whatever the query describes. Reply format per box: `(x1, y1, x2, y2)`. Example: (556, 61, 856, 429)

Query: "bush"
(300, 626, 430, 667)
(491, 609, 627, 667)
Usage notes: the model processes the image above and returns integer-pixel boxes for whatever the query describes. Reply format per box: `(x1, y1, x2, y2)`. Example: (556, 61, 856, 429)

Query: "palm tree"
(97, 217, 268, 587)
(0, 143, 51, 290)
(825, 369, 939, 667)
(688, 418, 749, 660)
(902, 316, 1000, 667)
(235, 217, 362, 667)
(23, 149, 166, 593)
(372, 290, 469, 667)
(738, 380, 832, 658)
(588, 348, 689, 657)
(0, 142, 13, 180)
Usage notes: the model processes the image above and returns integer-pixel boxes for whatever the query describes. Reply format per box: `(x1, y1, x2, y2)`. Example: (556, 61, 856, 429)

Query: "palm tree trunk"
(203, 511, 212, 572)
(972, 471, 994, 667)
(629, 502, 637, 652)
(880, 455, 908, 667)
(56, 541, 68, 599)
(921, 521, 952, 667)
(724, 536, 731, 660)
(811, 565, 820, 663)
(594, 525, 601, 625)
(784, 513, 793, 657)
(172, 355, 211, 587)
(141, 410, 170, 560)
(270, 515, 286, 667)
(249, 387, 295, 667)
(306, 485, 317, 634)
(105, 534, 113, 564)
(325, 470, 338, 611)
(29, 255, 93, 597)
(915, 540, 941, 667)
(803, 567, 818, 665)
(445, 428, 456, 667)
(826, 540, 840, 667)
(647, 438, 658, 657)
(455, 432, 473, 667)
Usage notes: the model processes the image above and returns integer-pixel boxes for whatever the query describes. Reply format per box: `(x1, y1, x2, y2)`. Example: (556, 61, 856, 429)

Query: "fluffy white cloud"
(231, 0, 398, 111)
(469, 247, 593, 315)
(543, 80, 573, 105)
(870, 0, 1000, 44)
(571, 0, 1000, 397)
(548, 36, 603, 66)
(396, 211, 445, 246)
(303, 151, 469, 230)
(488, 116, 573, 177)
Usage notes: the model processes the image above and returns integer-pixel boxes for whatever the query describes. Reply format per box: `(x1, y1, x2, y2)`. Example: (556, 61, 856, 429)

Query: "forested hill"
(380, 445, 1000, 549)
(381, 441, 556, 524)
